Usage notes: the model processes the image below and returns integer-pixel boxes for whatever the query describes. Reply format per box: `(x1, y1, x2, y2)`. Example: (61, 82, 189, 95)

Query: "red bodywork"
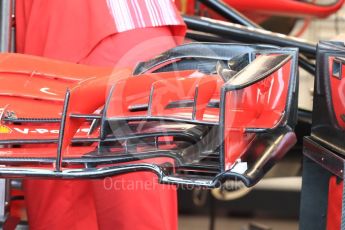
(327, 177, 342, 230)
(177, 0, 344, 19)
(176, 0, 344, 27)
(325, 56, 345, 230)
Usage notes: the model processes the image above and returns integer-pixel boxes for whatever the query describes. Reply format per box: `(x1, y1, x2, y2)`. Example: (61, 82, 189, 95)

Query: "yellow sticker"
(180, 0, 187, 14)
(0, 125, 12, 134)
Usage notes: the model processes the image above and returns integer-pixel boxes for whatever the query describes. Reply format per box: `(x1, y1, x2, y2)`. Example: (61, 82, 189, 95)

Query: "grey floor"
(178, 216, 298, 230)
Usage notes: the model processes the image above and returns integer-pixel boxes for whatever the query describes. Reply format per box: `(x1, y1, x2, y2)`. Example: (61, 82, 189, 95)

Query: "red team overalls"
(16, 1, 186, 229)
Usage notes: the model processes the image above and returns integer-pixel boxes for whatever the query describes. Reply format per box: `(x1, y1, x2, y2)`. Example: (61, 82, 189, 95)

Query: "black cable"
(183, 15, 317, 56)
(197, 0, 261, 29)
(299, 55, 316, 75)
(186, 30, 233, 43)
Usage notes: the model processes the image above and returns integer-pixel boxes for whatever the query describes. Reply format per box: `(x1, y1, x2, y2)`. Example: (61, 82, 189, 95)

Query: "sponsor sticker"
(0, 125, 12, 134)
(11, 128, 90, 135)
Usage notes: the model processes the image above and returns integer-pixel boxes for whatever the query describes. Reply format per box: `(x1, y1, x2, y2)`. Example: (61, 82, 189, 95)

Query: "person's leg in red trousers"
(24, 179, 99, 230)
(23, 26, 181, 230)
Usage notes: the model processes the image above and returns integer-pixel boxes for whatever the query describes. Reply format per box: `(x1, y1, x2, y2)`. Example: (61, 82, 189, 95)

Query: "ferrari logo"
(0, 125, 12, 134)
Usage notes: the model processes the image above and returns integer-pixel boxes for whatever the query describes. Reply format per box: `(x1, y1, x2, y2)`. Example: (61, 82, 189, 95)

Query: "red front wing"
(0, 43, 298, 187)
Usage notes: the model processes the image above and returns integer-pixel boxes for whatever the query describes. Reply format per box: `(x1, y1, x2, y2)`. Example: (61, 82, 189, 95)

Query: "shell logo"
(0, 125, 12, 134)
